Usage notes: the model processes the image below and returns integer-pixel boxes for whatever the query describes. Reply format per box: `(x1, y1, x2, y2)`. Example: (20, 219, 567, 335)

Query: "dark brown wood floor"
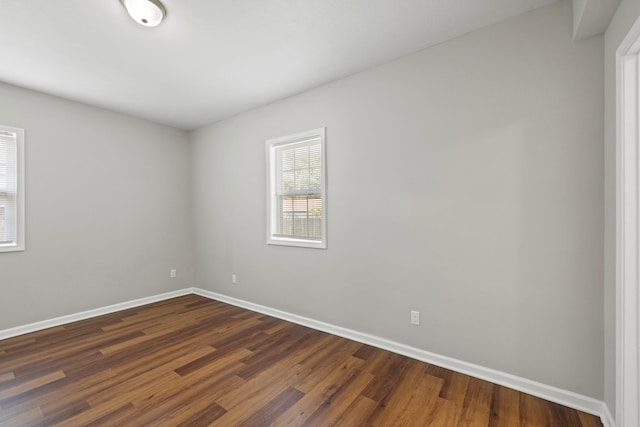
(0, 295, 602, 426)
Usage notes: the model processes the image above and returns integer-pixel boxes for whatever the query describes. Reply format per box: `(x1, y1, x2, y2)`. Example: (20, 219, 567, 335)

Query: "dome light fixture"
(120, 0, 166, 27)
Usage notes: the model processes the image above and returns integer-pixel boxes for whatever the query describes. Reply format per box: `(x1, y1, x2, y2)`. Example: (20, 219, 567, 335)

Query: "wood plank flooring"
(0, 295, 603, 426)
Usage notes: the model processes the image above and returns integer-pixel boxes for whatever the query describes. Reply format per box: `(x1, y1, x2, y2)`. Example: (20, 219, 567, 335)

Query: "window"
(0, 125, 25, 252)
(266, 128, 326, 248)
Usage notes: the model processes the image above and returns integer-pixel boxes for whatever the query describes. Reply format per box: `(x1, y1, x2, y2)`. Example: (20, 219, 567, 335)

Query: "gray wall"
(603, 0, 640, 419)
(0, 82, 193, 329)
(191, 2, 605, 398)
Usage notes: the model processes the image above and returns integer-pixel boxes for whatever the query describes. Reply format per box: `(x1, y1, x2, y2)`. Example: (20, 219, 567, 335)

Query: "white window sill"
(267, 236, 326, 249)
(0, 243, 25, 253)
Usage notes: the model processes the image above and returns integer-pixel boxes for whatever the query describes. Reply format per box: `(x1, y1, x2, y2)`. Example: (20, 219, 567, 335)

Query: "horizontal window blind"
(0, 131, 17, 245)
(275, 138, 323, 240)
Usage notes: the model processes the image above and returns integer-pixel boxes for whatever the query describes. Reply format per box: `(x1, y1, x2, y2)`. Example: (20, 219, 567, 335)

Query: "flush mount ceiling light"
(120, 0, 166, 27)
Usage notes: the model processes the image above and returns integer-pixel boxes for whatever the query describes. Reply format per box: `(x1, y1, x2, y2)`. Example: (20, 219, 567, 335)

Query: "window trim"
(266, 128, 327, 249)
(0, 125, 25, 253)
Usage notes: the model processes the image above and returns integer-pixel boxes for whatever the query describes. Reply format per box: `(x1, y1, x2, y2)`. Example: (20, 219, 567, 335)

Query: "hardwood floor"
(0, 295, 602, 426)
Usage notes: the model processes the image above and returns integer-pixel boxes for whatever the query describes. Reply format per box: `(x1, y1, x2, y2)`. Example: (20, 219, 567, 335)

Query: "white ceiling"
(0, 0, 558, 130)
(572, 0, 619, 40)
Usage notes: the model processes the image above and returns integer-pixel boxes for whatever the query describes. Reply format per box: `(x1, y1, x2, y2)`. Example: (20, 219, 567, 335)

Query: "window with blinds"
(267, 128, 326, 248)
(0, 125, 25, 252)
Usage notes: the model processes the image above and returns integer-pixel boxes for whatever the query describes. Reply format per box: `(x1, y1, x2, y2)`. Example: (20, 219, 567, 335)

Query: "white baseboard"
(600, 404, 616, 427)
(0, 286, 613, 426)
(0, 288, 193, 340)
(193, 288, 612, 426)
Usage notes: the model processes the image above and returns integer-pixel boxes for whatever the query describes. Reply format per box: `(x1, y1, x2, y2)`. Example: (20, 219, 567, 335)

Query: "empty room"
(0, 0, 638, 426)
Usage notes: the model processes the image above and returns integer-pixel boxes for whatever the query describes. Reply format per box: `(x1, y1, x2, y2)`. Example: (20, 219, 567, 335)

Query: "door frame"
(616, 15, 640, 427)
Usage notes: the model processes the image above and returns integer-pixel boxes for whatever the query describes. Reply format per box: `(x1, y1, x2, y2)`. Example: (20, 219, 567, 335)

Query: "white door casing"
(616, 14, 640, 427)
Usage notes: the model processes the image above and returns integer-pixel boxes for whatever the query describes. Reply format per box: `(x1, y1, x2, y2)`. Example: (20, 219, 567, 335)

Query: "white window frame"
(266, 128, 327, 249)
(0, 125, 25, 253)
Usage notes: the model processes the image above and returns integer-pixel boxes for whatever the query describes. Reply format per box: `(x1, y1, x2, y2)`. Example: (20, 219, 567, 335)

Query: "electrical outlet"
(231, 274, 237, 284)
(410, 310, 420, 325)
(170, 269, 177, 278)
